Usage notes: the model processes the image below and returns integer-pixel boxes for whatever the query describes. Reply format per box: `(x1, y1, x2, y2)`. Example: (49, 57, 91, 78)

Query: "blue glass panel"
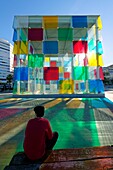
(43, 41, 58, 54)
(20, 67, 28, 81)
(64, 58, 72, 67)
(14, 67, 20, 81)
(13, 29, 17, 42)
(80, 82, 85, 91)
(88, 80, 97, 93)
(88, 38, 95, 52)
(72, 16, 87, 28)
(97, 79, 104, 93)
(92, 41, 103, 54)
(98, 41, 103, 55)
(14, 67, 28, 81)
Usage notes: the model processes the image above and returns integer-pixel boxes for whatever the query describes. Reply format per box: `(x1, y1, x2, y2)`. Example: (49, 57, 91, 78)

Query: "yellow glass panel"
(13, 42, 18, 54)
(59, 67, 63, 73)
(88, 53, 97, 66)
(98, 55, 104, 66)
(45, 57, 50, 62)
(59, 80, 74, 94)
(20, 41, 28, 54)
(97, 16, 102, 30)
(43, 16, 58, 28)
(13, 41, 20, 54)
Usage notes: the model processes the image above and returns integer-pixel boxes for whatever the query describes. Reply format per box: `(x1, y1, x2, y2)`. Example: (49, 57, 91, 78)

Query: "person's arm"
(46, 120, 53, 140)
(24, 120, 31, 137)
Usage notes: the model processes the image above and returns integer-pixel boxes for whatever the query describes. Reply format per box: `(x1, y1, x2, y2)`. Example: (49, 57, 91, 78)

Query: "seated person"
(23, 105, 58, 161)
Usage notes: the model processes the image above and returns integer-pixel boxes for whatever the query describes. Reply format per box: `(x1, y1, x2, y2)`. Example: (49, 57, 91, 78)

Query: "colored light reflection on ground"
(0, 97, 113, 169)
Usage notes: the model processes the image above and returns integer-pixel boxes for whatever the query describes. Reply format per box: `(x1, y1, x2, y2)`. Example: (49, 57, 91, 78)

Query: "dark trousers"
(46, 132, 58, 150)
(38, 131, 59, 162)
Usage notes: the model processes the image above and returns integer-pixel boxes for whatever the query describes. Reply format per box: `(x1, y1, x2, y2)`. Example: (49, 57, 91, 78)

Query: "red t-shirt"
(23, 117, 53, 160)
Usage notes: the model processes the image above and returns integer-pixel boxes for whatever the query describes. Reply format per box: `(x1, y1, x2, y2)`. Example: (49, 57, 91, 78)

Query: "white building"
(0, 39, 14, 83)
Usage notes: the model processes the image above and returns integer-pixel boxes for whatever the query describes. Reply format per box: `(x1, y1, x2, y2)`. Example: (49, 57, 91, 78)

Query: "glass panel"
(28, 54, 44, 68)
(98, 55, 104, 66)
(87, 16, 97, 28)
(73, 54, 86, 66)
(73, 28, 87, 41)
(97, 16, 102, 30)
(73, 66, 89, 80)
(88, 80, 98, 93)
(58, 16, 72, 28)
(59, 80, 74, 94)
(20, 28, 28, 41)
(20, 41, 28, 54)
(73, 41, 88, 54)
(58, 41, 72, 54)
(43, 41, 58, 54)
(44, 29, 58, 40)
(13, 16, 28, 28)
(58, 28, 73, 41)
(88, 53, 97, 66)
(28, 41, 42, 54)
(43, 16, 58, 28)
(44, 67, 59, 80)
(72, 16, 88, 28)
(28, 28, 43, 41)
(13, 29, 17, 42)
(28, 16, 42, 28)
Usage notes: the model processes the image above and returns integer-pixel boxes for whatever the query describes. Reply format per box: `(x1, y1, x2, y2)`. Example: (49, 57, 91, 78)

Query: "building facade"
(12, 15, 104, 95)
(103, 65, 113, 84)
(0, 39, 13, 83)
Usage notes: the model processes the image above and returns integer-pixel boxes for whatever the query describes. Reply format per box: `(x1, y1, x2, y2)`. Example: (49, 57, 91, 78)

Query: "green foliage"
(6, 74, 13, 84)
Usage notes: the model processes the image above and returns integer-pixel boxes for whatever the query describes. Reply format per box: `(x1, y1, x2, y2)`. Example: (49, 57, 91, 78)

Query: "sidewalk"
(105, 90, 113, 102)
(1, 93, 113, 169)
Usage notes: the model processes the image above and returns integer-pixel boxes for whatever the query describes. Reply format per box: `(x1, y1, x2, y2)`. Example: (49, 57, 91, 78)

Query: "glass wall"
(12, 15, 104, 95)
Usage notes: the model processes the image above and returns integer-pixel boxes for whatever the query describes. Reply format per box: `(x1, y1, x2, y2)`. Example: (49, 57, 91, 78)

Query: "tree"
(6, 74, 13, 89)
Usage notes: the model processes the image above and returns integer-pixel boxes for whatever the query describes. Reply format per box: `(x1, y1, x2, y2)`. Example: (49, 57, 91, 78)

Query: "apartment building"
(103, 64, 113, 85)
(0, 39, 13, 83)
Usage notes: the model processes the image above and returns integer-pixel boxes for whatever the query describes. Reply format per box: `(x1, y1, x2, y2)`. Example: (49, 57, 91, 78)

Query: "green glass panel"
(35, 54, 44, 67)
(28, 54, 44, 68)
(58, 28, 73, 41)
(20, 29, 28, 41)
(73, 66, 89, 80)
(28, 55, 35, 67)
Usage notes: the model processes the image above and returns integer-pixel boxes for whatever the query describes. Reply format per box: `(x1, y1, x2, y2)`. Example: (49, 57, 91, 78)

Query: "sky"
(0, 0, 113, 66)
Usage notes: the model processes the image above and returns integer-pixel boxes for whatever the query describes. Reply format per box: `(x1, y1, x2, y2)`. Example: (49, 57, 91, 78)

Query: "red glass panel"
(44, 67, 59, 80)
(73, 41, 88, 54)
(50, 61, 56, 67)
(64, 72, 70, 78)
(94, 67, 104, 80)
(28, 28, 43, 41)
(99, 67, 104, 80)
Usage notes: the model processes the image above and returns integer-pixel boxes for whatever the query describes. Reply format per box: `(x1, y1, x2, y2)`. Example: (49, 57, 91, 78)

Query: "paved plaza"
(0, 91, 113, 169)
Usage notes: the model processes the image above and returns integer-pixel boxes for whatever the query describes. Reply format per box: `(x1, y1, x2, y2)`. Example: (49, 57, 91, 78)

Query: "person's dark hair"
(34, 106, 44, 117)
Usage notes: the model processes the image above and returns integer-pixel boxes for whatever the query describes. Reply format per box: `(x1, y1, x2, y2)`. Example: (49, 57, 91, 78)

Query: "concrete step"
(4, 146, 113, 170)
